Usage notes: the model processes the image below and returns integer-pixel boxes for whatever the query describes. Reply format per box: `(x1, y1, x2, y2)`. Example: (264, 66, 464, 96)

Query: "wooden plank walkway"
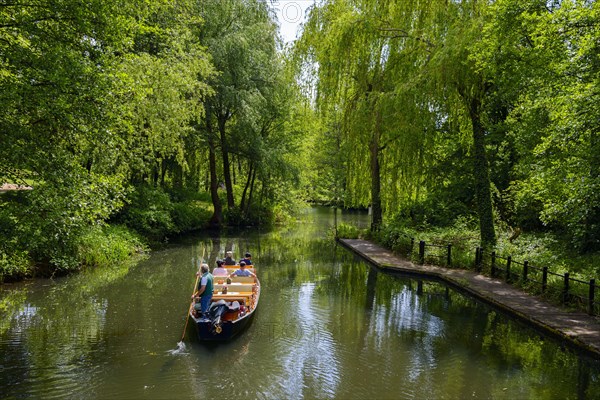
(339, 238, 600, 359)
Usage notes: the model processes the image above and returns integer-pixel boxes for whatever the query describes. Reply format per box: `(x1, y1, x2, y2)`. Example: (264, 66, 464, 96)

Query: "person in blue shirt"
(229, 261, 255, 278)
(239, 252, 252, 265)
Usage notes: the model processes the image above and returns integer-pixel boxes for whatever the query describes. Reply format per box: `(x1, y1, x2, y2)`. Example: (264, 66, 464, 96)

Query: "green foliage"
(2, 0, 600, 280)
(295, 0, 600, 255)
(76, 225, 147, 268)
(335, 223, 368, 240)
(473, 0, 600, 252)
(171, 200, 212, 232)
(113, 184, 214, 239)
(114, 185, 175, 240)
(0, 249, 31, 283)
(0, 0, 215, 278)
(195, 0, 304, 226)
(9, 172, 128, 269)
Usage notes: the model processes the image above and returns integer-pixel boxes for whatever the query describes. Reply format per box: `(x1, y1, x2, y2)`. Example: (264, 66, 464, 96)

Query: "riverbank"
(338, 238, 600, 360)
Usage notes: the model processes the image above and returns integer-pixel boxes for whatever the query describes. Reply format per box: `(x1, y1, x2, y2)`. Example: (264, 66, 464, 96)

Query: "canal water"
(1, 207, 599, 399)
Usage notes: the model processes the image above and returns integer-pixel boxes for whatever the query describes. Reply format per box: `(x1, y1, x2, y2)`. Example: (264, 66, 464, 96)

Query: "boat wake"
(168, 341, 188, 355)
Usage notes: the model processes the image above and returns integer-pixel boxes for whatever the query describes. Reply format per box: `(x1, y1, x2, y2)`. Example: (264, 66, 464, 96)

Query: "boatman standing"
(192, 264, 213, 316)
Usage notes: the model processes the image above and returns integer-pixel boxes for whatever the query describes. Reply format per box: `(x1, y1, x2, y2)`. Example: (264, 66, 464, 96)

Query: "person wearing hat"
(229, 261, 255, 278)
(239, 252, 252, 266)
(212, 259, 229, 277)
(224, 251, 236, 266)
(192, 264, 213, 316)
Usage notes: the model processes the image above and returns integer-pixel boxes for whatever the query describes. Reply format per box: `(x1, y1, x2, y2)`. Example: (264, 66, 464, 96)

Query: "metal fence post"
(542, 267, 548, 293)
(490, 251, 496, 277)
(409, 238, 415, 258)
(506, 256, 512, 283)
(589, 279, 595, 316)
(447, 244, 452, 267)
(419, 241, 425, 265)
(523, 261, 529, 283)
(563, 272, 570, 304)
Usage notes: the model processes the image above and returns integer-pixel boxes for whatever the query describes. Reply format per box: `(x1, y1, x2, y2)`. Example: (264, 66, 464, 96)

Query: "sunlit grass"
(76, 225, 148, 269)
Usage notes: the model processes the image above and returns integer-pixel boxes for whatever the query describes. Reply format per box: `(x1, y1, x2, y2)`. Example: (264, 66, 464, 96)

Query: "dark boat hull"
(192, 309, 256, 341)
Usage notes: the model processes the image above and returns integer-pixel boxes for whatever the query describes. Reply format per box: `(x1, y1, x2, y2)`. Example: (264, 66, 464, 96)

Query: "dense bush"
(113, 185, 175, 241)
(0, 181, 214, 282)
(0, 173, 128, 272)
(76, 225, 147, 268)
(113, 184, 214, 240)
(0, 250, 32, 283)
(335, 223, 367, 239)
(171, 201, 212, 232)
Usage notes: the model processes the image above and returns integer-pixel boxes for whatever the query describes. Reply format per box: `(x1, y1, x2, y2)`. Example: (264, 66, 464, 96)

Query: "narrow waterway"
(1, 207, 599, 399)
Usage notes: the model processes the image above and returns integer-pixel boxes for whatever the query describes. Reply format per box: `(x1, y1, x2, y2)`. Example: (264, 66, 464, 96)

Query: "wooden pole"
(180, 246, 205, 343)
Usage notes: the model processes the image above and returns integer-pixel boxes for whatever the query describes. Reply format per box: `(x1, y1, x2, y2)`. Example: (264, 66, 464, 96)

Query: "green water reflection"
(1, 207, 598, 399)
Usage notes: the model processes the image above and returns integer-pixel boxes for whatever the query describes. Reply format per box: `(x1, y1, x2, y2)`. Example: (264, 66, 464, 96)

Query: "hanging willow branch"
(377, 27, 436, 51)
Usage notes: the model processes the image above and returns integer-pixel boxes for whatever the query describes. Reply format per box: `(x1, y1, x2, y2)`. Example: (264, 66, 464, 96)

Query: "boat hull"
(192, 309, 256, 341)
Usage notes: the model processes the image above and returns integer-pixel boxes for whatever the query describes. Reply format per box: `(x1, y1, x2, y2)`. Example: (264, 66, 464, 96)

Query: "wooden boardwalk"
(339, 238, 600, 359)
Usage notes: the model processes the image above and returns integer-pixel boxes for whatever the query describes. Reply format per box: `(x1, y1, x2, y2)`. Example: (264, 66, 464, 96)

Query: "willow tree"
(298, 0, 498, 244)
(298, 0, 404, 230)
(297, 0, 447, 231)
(373, 0, 498, 246)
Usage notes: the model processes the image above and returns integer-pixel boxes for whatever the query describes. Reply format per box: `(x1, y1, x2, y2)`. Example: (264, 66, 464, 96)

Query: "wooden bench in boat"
(211, 292, 253, 306)
(213, 269, 255, 279)
(213, 277, 255, 285)
(214, 283, 254, 292)
(230, 276, 255, 283)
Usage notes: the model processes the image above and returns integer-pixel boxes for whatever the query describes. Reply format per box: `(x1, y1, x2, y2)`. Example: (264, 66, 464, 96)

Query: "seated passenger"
(212, 259, 229, 277)
(239, 252, 252, 265)
(224, 251, 236, 266)
(229, 261, 255, 278)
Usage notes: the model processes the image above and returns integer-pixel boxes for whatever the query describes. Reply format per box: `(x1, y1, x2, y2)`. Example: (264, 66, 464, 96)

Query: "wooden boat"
(190, 267, 260, 341)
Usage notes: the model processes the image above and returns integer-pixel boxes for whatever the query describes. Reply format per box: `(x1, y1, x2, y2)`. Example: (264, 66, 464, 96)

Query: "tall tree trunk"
(370, 123, 382, 231)
(240, 162, 253, 212)
(370, 108, 383, 232)
(207, 112, 222, 227)
(465, 92, 496, 247)
(583, 129, 600, 251)
(218, 113, 235, 209)
(173, 159, 183, 190)
(246, 167, 257, 215)
(160, 158, 167, 187)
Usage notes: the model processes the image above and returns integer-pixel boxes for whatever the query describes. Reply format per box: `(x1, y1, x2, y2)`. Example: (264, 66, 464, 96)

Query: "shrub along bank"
(0, 185, 214, 283)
